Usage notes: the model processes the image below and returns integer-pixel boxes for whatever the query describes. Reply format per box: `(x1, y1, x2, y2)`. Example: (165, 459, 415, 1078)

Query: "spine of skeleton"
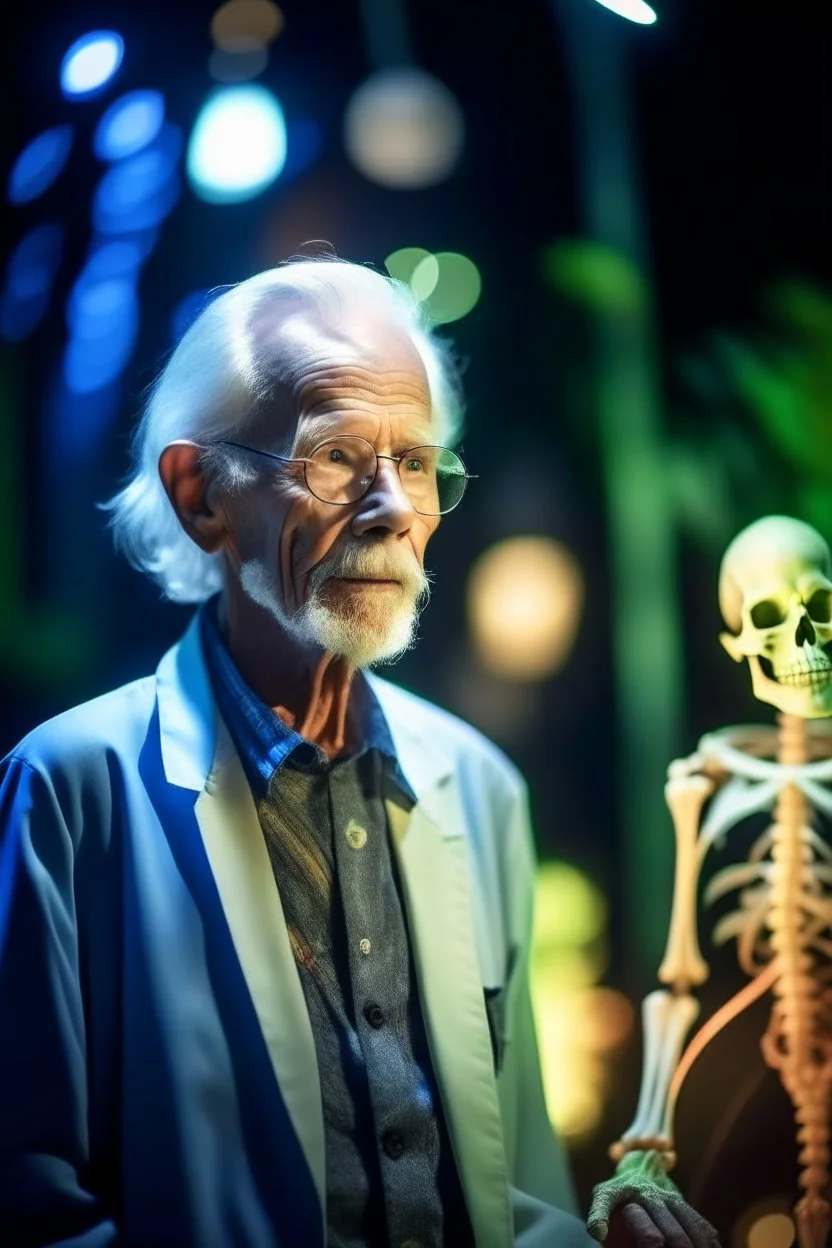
(766, 713, 831, 1248)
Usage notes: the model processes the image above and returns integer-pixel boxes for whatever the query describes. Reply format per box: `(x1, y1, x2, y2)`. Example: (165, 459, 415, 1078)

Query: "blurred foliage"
(719, 281, 832, 481)
(683, 278, 832, 547)
(543, 241, 832, 558)
(542, 239, 649, 318)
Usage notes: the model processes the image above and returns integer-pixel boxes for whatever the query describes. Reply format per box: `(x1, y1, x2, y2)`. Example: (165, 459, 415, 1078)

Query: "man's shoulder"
(369, 674, 525, 795)
(6, 674, 158, 781)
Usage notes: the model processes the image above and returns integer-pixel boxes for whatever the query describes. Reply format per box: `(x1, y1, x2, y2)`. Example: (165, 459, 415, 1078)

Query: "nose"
(796, 612, 817, 647)
(350, 458, 414, 539)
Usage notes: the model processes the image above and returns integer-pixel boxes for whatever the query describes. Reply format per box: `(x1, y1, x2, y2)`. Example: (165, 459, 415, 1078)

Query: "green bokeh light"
(385, 246, 433, 286)
(410, 254, 439, 302)
(533, 861, 608, 949)
(413, 251, 481, 324)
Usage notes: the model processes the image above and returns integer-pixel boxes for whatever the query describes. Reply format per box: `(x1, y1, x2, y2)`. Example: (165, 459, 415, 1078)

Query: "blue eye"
(405, 457, 424, 474)
(329, 448, 344, 463)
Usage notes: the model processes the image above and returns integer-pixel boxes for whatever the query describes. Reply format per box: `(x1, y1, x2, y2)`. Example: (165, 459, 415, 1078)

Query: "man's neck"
(217, 592, 359, 762)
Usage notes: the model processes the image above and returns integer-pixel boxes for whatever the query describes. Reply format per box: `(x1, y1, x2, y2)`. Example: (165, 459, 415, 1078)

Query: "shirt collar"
(199, 598, 414, 804)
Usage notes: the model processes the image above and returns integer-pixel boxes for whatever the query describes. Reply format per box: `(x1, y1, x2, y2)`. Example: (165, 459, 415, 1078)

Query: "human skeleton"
(612, 516, 832, 1248)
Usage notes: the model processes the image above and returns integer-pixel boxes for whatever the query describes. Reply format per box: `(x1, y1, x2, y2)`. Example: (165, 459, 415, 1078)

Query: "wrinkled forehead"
(249, 298, 432, 441)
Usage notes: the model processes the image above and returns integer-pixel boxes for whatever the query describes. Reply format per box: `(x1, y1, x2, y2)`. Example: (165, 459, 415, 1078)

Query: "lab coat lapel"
(372, 685, 513, 1248)
(156, 618, 326, 1219)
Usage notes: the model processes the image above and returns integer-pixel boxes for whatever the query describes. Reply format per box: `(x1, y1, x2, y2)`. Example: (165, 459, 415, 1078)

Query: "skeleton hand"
(587, 1151, 720, 1248)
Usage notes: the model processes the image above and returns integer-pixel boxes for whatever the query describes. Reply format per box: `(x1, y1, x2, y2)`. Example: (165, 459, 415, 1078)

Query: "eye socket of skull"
(749, 599, 786, 629)
(806, 589, 832, 624)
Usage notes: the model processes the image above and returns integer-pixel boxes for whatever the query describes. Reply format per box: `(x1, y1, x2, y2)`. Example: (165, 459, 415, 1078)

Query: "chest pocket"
(483, 943, 519, 1073)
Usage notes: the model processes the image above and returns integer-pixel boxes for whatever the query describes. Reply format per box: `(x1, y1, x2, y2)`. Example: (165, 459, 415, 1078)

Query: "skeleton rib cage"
(614, 716, 832, 1248)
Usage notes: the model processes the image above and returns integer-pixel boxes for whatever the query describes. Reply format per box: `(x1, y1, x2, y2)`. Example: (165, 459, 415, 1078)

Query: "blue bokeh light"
(8, 126, 74, 204)
(94, 90, 165, 161)
(186, 84, 287, 204)
(0, 223, 64, 342)
(7, 223, 64, 298)
(61, 31, 124, 99)
(64, 272, 140, 393)
(86, 238, 148, 279)
(92, 123, 183, 233)
(68, 273, 137, 336)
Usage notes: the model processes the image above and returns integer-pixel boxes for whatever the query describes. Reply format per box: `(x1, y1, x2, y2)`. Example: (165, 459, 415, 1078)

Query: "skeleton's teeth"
(773, 663, 832, 688)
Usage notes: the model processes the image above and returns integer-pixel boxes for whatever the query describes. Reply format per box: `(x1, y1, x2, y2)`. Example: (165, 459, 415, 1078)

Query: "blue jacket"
(0, 615, 592, 1247)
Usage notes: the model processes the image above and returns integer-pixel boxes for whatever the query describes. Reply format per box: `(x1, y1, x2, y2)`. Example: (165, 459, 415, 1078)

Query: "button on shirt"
(199, 603, 474, 1248)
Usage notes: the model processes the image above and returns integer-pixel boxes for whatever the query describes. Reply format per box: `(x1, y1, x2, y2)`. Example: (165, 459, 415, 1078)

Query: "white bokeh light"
(60, 32, 124, 99)
(344, 68, 464, 189)
(186, 84, 286, 203)
(467, 537, 584, 681)
(591, 0, 657, 24)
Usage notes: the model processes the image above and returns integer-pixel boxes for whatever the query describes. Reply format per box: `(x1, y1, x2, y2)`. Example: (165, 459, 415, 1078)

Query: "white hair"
(102, 256, 465, 603)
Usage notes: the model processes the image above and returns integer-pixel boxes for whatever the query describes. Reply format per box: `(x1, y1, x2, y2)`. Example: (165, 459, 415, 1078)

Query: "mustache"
(308, 543, 431, 600)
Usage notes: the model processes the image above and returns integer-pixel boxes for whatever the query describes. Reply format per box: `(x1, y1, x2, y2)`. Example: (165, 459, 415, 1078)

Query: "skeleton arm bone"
(610, 991, 700, 1164)
(609, 771, 710, 1161)
(658, 775, 714, 990)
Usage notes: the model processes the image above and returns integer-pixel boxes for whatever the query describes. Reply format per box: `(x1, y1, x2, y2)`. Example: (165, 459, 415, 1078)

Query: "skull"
(719, 516, 832, 718)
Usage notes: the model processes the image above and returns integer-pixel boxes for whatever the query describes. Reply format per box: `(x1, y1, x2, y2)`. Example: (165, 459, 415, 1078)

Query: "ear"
(158, 440, 229, 554)
(719, 631, 746, 663)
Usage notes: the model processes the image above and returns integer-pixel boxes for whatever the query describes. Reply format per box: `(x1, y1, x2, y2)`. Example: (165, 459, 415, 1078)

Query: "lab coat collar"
(155, 612, 454, 804)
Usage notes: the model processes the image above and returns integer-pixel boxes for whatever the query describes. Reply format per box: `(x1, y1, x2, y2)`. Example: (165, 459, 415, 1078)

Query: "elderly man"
(0, 259, 715, 1247)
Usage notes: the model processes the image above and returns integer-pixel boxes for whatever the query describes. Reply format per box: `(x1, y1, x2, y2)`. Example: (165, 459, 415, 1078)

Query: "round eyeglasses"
(212, 435, 475, 516)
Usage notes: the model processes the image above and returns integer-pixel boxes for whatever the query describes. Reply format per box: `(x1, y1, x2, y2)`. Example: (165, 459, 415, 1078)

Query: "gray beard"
(238, 558, 429, 668)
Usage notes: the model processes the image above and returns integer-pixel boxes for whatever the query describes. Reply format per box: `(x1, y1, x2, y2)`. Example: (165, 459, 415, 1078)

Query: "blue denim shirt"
(199, 598, 414, 801)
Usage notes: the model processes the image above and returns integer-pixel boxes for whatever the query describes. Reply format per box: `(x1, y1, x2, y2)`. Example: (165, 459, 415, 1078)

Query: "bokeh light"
(344, 68, 465, 189)
(385, 249, 480, 322)
(530, 859, 632, 1140)
(466, 536, 584, 681)
(732, 1203, 798, 1248)
(534, 861, 607, 949)
(60, 31, 124, 99)
(413, 251, 480, 323)
(410, 254, 440, 303)
(64, 271, 140, 394)
(8, 126, 74, 205)
(86, 238, 148, 280)
(747, 1215, 795, 1248)
(93, 124, 182, 233)
(591, 0, 657, 23)
(0, 223, 64, 342)
(210, 0, 285, 51)
(533, 946, 606, 991)
(94, 90, 165, 161)
(187, 85, 287, 203)
(532, 998, 605, 1137)
(385, 247, 433, 286)
(583, 987, 635, 1051)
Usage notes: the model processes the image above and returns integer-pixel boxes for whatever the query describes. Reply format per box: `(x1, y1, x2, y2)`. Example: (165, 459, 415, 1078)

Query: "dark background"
(1, 0, 830, 1233)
